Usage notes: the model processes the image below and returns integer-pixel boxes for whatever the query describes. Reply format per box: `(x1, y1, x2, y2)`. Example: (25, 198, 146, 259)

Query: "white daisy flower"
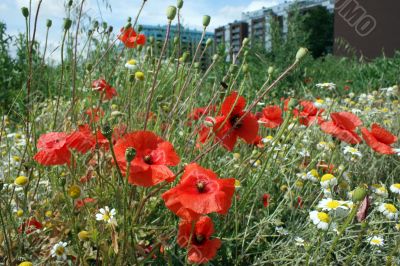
(275, 226, 289, 235)
(262, 135, 274, 144)
(314, 99, 326, 108)
(317, 198, 349, 211)
(316, 141, 333, 151)
(125, 59, 138, 70)
(309, 211, 331, 230)
(378, 203, 398, 220)
(316, 82, 336, 91)
(294, 237, 305, 246)
(366, 236, 384, 246)
(390, 183, 400, 195)
(371, 184, 388, 197)
(306, 169, 319, 182)
(320, 174, 337, 188)
(343, 146, 362, 161)
(322, 188, 333, 198)
(51, 241, 68, 260)
(96, 206, 117, 225)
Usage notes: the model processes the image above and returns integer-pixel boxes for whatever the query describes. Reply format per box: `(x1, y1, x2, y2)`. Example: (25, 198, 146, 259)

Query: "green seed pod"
(202, 15, 211, 27)
(63, 18, 72, 31)
(108, 26, 113, 33)
(166, 6, 177, 21)
(206, 38, 213, 47)
(102, 22, 107, 30)
(177, 0, 184, 9)
(127, 17, 132, 23)
(352, 187, 367, 202)
(194, 62, 200, 69)
(68, 0, 73, 7)
(268, 66, 274, 75)
(242, 63, 248, 73)
(212, 54, 219, 61)
(21, 7, 29, 18)
(46, 19, 52, 28)
(86, 63, 93, 71)
(149, 36, 155, 44)
(179, 51, 189, 63)
(125, 148, 137, 162)
(295, 47, 308, 61)
(101, 124, 113, 140)
(242, 38, 249, 46)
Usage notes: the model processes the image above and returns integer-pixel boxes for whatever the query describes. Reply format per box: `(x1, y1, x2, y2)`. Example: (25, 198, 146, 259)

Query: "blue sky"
(0, 0, 287, 57)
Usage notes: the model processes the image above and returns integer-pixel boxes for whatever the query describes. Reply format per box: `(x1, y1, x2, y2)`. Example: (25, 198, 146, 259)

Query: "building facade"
(215, 0, 334, 60)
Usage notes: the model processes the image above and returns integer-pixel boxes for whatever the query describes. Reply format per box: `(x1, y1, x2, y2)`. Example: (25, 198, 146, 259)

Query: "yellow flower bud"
(18, 262, 33, 266)
(78, 230, 91, 241)
(16, 209, 24, 217)
(45, 210, 53, 218)
(135, 71, 145, 81)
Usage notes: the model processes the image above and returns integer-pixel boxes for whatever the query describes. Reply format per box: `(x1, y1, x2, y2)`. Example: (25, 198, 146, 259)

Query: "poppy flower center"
(194, 234, 205, 244)
(196, 181, 206, 193)
(143, 155, 153, 165)
(230, 115, 242, 129)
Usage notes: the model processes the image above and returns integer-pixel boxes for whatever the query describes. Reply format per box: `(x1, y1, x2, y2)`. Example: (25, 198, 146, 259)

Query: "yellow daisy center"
(393, 184, 400, 189)
(317, 212, 330, 223)
(385, 204, 397, 213)
(371, 239, 382, 245)
(103, 212, 110, 221)
(316, 99, 324, 104)
(326, 200, 340, 209)
(127, 59, 136, 65)
(55, 246, 65, 256)
(310, 169, 319, 178)
(321, 174, 335, 182)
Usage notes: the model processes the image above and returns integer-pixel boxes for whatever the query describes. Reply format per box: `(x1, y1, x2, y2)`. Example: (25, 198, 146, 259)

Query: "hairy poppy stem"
(143, 21, 172, 130)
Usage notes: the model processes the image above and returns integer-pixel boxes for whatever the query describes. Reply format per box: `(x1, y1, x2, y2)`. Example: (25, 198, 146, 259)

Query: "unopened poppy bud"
(78, 230, 91, 241)
(244, 50, 249, 57)
(125, 148, 137, 162)
(21, 7, 29, 18)
(63, 18, 72, 31)
(93, 20, 99, 29)
(102, 22, 107, 30)
(46, 19, 52, 28)
(177, 0, 184, 9)
(68, 184, 81, 199)
(295, 47, 308, 62)
(212, 54, 219, 61)
(135, 71, 145, 81)
(268, 66, 274, 75)
(202, 15, 211, 27)
(242, 38, 249, 46)
(166, 6, 177, 21)
(179, 51, 189, 63)
(137, 24, 143, 32)
(68, 0, 73, 7)
(206, 38, 213, 47)
(174, 36, 179, 45)
(352, 187, 367, 202)
(149, 36, 155, 44)
(88, 29, 93, 35)
(194, 62, 200, 69)
(101, 124, 113, 139)
(242, 63, 249, 73)
(86, 63, 92, 71)
(204, 116, 216, 127)
(288, 98, 298, 110)
(108, 26, 113, 33)
(127, 17, 132, 23)
(14, 176, 29, 187)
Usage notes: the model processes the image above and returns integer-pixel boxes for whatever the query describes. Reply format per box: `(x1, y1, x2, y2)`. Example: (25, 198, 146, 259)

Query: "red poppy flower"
(114, 131, 180, 187)
(33, 132, 71, 166)
(85, 107, 104, 123)
(262, 193, 270, 208)
(177, 216, 221, 264)
(118, 27, 146, 48)
(296, 196, 303, 208)
(162, 163, 235, 221)
(75, 197, 97, 209)
(92, 79, 117, 100)
(258, 105, 283, 128)
(361, 123, 398, 154)
(320, 112, 362, 144)
(212, 92, 259, 151)
(293, 101, 324, 127)
(18, 217, 43, 234)
(66, 124, 96, 154)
